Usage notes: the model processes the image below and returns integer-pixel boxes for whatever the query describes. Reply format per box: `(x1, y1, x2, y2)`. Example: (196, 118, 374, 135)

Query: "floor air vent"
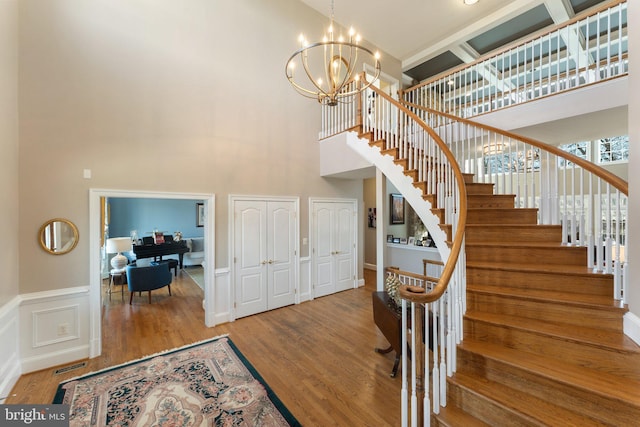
(54, 362, 87, 375)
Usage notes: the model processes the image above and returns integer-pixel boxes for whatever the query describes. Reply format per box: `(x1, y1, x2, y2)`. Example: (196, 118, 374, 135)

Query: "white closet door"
(234, 198, 297, 319)
(334, 203, 355, 292)
(234, 201, 268, 318)
(313, 203, 335, 298)
(312, 200, 356, 298)
(266, 201, 296, 310)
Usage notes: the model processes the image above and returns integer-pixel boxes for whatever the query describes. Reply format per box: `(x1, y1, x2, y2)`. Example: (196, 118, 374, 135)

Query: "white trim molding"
(624, 312, 640, 346)
(89, 189, 216, 357)
(0, 297, 21, 403)
(213, 267, 231, 325)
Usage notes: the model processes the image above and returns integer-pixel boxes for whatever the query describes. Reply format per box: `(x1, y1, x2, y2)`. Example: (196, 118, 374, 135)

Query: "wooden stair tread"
(467, 284, 627, 311)
(465, 310, 640, 353)
(467, 194, 514, 199)
(450, 371, 608, 426)
(466, 241, 583, 249)
(467, 207, 538, 212)
(433, 403, 491, 427)
(466, 260, 612, 277)
(465, 224, 562, 230)
(459, 339, 640, 407)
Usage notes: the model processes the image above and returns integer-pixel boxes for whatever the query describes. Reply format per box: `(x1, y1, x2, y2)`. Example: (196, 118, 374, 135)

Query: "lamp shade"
(106, 237, 132, 270)
(106, 237, 132, 254)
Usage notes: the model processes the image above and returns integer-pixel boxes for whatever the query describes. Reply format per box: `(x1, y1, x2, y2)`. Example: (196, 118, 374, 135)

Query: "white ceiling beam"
(402, 0, 543, 70)
(450, 43, 518, 94)
(544, 0, 594, 67)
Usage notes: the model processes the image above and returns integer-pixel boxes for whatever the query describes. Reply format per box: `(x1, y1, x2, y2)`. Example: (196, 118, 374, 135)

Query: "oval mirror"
(39, 218, 79, 255)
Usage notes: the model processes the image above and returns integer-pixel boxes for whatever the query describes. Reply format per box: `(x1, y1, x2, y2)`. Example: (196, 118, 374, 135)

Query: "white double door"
(312, 199, 357, 298)
(233, 198, 297, 319)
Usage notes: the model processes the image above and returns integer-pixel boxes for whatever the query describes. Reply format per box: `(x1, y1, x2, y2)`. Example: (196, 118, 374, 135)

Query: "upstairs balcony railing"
(402, 0, 628, 119)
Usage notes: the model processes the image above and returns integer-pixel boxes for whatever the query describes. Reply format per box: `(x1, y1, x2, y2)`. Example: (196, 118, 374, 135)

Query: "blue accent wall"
(108, 198, 205, 240)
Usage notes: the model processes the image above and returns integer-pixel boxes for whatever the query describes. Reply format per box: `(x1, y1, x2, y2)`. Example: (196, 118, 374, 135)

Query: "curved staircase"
(354, 125, 640, 425)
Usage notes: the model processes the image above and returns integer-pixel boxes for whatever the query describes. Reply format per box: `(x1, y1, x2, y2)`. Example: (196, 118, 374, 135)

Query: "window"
(483, 148, 540, 174)
(598, 135, 629, 164)
(558, 141, 589, 167)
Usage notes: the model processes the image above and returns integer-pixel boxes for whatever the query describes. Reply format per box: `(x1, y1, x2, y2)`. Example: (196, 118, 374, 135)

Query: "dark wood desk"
(133, 242, 189, 268)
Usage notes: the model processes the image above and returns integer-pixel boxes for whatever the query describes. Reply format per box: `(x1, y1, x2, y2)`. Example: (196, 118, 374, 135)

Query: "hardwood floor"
(8, 269, 401, 426)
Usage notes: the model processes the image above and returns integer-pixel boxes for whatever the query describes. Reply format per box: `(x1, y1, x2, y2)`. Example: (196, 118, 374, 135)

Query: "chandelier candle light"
(286, 0, 381, 106)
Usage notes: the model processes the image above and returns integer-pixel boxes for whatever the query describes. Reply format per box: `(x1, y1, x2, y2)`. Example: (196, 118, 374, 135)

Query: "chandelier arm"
(336, 63, 381, 99)
(300, 48, 329, 96)
(337, 44, 358, 92)
(324, 41, 333, 95)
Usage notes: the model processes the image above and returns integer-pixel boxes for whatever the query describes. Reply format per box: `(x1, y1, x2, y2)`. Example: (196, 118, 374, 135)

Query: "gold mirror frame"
(38, 218, 79, 255)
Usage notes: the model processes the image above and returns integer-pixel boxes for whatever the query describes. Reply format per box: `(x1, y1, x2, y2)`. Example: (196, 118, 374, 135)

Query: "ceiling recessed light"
(464, 0, 479, 5)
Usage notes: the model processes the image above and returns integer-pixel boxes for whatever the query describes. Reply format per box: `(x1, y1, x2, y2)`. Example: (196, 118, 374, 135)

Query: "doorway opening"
(88, 189, 215, 358)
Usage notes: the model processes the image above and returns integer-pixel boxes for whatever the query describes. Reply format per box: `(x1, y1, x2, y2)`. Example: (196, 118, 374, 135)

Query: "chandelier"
(285, 0, 381, 106)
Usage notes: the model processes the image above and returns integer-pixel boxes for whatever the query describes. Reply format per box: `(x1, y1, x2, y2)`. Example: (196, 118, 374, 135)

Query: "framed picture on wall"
(196, 203, 205, 227)
(367, 207, 377, 228)
(390, 193, 405, 224)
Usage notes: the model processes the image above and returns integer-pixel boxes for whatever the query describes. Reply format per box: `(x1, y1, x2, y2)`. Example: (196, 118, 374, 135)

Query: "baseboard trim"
(0, 353, 20, 404)
(364, 263, 377, 271)
(21, 344, 90, 374)
(624, 311, 640, 346)
(214, 311, 231, 325)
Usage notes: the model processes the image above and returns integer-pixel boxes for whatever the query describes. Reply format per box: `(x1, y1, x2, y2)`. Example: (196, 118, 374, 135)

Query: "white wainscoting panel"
(0, 297, 21, 403)
(299, 256, 311, 302)
(20, 287, 91, 373)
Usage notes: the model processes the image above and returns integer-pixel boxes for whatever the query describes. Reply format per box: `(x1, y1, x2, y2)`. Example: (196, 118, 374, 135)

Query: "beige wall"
(0, 0, 19, 305)
(17, 0, 402, 293)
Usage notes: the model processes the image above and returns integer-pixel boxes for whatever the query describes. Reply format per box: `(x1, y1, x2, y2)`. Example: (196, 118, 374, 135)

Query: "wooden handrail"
(407, 0, 626, 92)
(403, 100, 628, 196)
(361, 74, 469, 305)
(387, 266, 440, 285)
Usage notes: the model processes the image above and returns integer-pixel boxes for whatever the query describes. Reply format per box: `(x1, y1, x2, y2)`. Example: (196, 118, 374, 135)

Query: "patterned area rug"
(53, 335, 300, 426)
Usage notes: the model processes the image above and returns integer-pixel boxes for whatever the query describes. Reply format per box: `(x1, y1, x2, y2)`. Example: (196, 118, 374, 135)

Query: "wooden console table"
(372, 291, 403, 377)
(372, 291, 434, 378)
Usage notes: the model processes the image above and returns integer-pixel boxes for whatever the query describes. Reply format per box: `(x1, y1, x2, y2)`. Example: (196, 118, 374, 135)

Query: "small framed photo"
(390, 193, 405, 224)
(196, 203, 205, 227)
(393, 237, 400, 244)
(408, 236, 415, 245)
(153, 231, 165, 244)
(400, 237, 408, 245)
(386, 234, 394, 243)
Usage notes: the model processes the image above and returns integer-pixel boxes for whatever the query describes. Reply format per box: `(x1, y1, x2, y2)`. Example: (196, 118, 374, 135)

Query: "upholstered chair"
(125, 263, 172, 304)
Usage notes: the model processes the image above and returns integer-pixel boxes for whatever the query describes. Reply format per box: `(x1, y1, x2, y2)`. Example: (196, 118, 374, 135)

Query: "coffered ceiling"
(298, 0, 609, 82)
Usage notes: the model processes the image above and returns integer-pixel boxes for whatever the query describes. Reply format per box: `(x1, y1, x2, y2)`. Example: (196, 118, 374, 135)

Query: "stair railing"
(403, 0, 628, 119)
(342, 76, 468, 426)
(404, 99, 629, 304)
